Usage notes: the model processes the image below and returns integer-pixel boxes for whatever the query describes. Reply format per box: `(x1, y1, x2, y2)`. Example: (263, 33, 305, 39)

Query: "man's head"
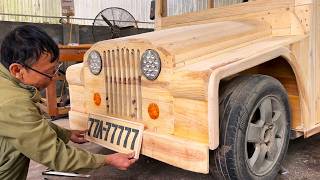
(0, 25, 60, 90)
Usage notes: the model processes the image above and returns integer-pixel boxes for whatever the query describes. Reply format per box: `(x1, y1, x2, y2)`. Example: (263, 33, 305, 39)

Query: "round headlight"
(88, 51, 102, 75)
(141, 49, 161, 80)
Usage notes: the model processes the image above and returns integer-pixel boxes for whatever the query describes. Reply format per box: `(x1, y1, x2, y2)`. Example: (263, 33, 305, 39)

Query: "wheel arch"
(208, 47, 306, 150)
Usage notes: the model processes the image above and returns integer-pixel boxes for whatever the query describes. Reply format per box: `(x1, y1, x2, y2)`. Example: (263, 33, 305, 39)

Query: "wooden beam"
(162, 0, 167, 17)
(155, 0, 168, 29)
(46, 80, 58, 116)
(207, 0, 214, 9)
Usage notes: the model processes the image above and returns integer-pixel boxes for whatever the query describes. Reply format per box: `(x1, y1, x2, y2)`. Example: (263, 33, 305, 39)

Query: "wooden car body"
(66, 0, 319, 174)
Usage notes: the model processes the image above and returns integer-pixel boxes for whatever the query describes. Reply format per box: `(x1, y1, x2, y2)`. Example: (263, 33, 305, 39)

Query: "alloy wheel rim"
(245, 96, 286, 176)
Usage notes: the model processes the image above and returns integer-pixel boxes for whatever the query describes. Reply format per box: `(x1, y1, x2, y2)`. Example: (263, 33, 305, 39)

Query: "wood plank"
(125, 49, 131, 117)
(141, 130, 209, 174)
(110, 50, 116, 114)
(120, 49, 125, 116)
(141, 99, 174, 134)
(289, 95, 302, 129)
(83, 58, 108, 116)
(115, 49, 121, 115)
(69, 85, 87, 113)
(66, 63, 84, 86)
(135, 50, 142, 120)
(106, 51, 112, 114)
(69, 110, 88, 130)
(170, 71, 209, 101)
(130, 49, 137, 119)
(173, 98, 208, 143)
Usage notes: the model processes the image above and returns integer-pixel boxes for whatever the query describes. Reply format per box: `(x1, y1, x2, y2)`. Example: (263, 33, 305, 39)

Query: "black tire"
(210, 75, 291, 180)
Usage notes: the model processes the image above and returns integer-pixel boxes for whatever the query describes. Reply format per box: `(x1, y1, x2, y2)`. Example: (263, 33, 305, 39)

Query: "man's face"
(9, 53, 59, 90)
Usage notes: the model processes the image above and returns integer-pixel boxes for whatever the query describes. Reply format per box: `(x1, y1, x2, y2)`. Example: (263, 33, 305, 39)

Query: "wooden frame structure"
(66, 0, 319, 174)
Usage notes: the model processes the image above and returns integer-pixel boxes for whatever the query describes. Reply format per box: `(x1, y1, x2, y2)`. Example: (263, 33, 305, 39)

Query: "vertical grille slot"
(104, 48, 142, 120)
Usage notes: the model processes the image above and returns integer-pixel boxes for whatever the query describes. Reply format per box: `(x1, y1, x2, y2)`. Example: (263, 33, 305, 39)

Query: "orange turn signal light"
(148, 103, 159, 119)
(93, 93, 101, 106)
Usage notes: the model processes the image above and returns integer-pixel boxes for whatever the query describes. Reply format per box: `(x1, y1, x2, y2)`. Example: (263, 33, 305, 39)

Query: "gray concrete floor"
(26, 118, 320, 180)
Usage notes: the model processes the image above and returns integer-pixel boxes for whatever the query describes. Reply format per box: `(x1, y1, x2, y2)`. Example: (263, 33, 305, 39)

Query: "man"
(0, 25, 136, 180)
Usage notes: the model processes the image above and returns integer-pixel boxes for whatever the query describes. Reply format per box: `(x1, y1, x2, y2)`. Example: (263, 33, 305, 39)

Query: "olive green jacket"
(0, 64, 106, 180)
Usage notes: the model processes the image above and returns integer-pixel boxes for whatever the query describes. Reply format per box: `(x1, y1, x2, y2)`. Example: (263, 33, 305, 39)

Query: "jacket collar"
(0, 63, 41, 102)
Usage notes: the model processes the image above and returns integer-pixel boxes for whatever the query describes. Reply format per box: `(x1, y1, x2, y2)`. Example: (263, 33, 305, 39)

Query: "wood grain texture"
(68, 110, 209, 173)
(173, 98, 208, 144)
(141, 131, 209, 174)
(69, 110, 88, 130)
(66, 0, 319, 172)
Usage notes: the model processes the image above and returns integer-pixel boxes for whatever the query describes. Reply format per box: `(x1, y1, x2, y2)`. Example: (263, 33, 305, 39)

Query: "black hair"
(0, 25, 59, 69)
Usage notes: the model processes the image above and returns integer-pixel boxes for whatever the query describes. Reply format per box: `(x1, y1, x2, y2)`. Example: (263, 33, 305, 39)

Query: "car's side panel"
(177, 36, 308, 149)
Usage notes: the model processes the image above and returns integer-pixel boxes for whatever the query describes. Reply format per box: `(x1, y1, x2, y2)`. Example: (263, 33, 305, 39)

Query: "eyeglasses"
(22, 62, 63, 80)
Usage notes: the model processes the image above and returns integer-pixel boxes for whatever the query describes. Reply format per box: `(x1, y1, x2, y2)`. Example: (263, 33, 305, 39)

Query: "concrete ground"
(27, 118, 320, 180)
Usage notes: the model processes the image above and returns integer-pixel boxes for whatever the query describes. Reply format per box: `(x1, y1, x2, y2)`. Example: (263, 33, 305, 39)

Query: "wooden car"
(66, 0, 319, 179)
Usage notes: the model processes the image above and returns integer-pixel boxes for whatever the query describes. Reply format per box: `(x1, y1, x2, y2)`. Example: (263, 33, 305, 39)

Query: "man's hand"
(105, 152, 137, 170)
(70, 130, 88, 144)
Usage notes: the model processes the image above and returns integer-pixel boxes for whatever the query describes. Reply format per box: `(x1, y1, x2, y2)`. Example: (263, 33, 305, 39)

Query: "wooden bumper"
(69, 110, 209, 174)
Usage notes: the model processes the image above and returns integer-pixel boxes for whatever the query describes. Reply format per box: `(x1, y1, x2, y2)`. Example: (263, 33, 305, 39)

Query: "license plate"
(85, 114, 144, 159)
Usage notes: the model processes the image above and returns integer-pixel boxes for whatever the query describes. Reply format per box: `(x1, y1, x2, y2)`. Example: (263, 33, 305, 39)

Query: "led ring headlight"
(141, 49, 161, 80)
(88, 51, 102, 75)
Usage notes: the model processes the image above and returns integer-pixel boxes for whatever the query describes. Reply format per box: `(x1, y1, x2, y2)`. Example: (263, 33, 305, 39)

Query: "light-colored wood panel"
(115, 49, 121, 115)
(141, 86, 173, 102)
(135, 50, 142, 120)
(68, 110, 208, 173)
(314, 0, 320, 125)
(69, 110, 88, 130)
(203, 36, 307, 149)
(295, 0, 312, 6)
(141, 99, 174, 134)
(141, 130, 209, 174)
(66, 63, 84, 86)
(129, 49, 137, 119)
(289, 38, 312, 130)
(83, 66, 108, 116)
(119, 49, 126, 116)
(170, 71, 209, 101)
(173, 98, 208, 144)
(106, 51, 112, 114)
(294, 4, 312, 33)
(69, 85, 87, 113)
(289, 95, 302, 129)
(172, 21, 271, 63)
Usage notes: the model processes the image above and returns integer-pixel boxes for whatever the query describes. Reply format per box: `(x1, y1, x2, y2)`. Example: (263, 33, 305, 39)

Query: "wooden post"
(162, 0, 167, 17)
(46, 80, 58, 117)
(207, 0, 214, 9)
(155, 0, 167, 29)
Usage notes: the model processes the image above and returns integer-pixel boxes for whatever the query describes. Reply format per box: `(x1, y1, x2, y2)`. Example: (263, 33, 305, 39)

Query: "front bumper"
(69, 110, 209, 174)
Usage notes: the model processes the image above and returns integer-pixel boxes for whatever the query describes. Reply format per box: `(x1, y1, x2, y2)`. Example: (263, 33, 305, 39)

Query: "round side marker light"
(148, 103, 159, 119)
(93, 93, 101, 106)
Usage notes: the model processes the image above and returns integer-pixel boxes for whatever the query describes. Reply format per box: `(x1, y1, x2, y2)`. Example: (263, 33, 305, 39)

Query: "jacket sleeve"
(0, 98, 106, 172)
(48, 121, 71, 144)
